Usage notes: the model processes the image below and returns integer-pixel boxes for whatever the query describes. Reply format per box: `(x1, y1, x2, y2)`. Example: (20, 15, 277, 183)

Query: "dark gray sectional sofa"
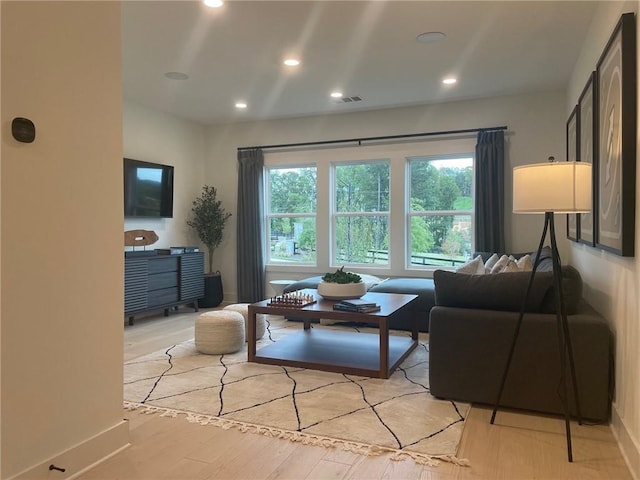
(282, 248, 613, 422)
(429, 249, 612, 422)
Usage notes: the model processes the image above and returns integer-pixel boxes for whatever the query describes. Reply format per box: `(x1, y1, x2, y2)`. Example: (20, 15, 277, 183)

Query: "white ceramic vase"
(317, 280, 367, 300)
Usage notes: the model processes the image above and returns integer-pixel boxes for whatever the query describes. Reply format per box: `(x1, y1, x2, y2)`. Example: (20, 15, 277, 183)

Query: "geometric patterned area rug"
(124, 317, 470, 467)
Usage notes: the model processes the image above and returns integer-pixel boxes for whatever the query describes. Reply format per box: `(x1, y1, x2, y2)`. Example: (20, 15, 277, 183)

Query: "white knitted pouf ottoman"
(195, 310, 245, 354)
(223, 303, 267, 341)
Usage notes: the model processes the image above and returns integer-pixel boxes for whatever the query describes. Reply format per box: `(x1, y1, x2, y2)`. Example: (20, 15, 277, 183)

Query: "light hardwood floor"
(79, 308, 632, 480)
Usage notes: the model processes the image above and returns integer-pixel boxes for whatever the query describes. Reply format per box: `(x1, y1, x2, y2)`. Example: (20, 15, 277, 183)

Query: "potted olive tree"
(187, 185, 232, 307)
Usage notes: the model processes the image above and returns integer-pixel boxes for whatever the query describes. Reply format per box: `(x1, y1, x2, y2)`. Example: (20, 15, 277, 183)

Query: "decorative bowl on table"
(317, 280, 367, 300)
(317, 267, 367, 300)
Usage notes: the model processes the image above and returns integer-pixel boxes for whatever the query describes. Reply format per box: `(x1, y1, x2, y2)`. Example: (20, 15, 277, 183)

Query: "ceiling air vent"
(334, 96, 363, 104)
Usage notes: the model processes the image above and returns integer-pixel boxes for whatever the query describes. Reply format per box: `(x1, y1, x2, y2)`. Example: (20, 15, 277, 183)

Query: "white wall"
(567, 2, 640, 477)
(1, 2, 128, 478)
(206, 90, 567, 300)
(123, 102, 207, 251)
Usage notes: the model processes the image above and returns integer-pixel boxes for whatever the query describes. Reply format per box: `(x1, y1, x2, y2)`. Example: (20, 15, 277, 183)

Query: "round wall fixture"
(164, 71, 189, 80)
(416, 32, 446, 43)
(11, 117, 36, 143)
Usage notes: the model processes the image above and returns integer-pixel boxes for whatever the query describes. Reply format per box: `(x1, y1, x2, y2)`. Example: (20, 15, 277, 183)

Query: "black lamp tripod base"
(489, 212, 582, 462)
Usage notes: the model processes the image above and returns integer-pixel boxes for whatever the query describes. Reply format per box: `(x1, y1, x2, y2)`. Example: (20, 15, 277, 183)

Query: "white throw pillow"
(456, 255, 485, 275)
(500, 259, 521, 273)
(516, 254, 533, 271)
(483, 253, 499, 272)
(490, 255, 510, 274)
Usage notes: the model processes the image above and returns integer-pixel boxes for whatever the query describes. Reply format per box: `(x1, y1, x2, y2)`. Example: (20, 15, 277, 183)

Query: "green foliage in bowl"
(322, 266, 362, 284)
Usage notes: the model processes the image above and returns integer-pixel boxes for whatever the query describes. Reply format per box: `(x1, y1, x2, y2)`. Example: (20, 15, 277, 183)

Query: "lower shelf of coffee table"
(253, 328, 417, 378)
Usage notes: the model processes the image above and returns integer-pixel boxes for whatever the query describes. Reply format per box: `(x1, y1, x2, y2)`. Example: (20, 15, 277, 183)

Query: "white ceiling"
(122, 1, 605, 126)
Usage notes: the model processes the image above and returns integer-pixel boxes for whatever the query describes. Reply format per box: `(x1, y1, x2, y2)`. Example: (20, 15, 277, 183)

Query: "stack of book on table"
(333, 298, 381, 313)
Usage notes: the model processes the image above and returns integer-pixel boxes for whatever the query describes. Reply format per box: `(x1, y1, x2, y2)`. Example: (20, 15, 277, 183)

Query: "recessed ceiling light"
(416, 32, 446, 44)
(330, 91, 343, 98)
(164, 71, 189, 80)
(235, 102, 247, 109)
(442, 77, 457, 85)
(283, 58, 300, 67)
(203, 0, 223, 7)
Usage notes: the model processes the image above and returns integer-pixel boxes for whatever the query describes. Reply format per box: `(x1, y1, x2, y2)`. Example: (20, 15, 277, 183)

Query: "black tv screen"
(123, 158, 174, 218)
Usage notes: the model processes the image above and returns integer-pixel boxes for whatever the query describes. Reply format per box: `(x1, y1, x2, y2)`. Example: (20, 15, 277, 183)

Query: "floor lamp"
(490, 158, 592, 462)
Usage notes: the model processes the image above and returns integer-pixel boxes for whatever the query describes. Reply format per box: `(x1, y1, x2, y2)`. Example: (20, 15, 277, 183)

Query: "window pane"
(335, 163, 389, 213)
(269, 167, 316, 213)
(269, 217, 316, 263)
(335, 215, 389, 264)
(410, 157, 473, 212)
(410, 215, 471, 267)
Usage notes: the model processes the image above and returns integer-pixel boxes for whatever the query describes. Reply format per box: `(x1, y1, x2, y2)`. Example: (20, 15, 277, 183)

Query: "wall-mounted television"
(123, 158, 174, 218)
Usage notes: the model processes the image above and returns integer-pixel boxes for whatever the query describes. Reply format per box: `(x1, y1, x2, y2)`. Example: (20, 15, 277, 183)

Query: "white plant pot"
(317, 280, 367, 300)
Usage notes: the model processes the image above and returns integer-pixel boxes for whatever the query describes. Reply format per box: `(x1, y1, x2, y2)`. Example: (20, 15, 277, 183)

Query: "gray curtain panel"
(236, 148, 265, 302)
(475, 130, 505, 253)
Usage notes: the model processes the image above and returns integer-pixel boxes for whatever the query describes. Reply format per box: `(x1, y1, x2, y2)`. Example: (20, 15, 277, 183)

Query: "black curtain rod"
(237, 125, 507, 151)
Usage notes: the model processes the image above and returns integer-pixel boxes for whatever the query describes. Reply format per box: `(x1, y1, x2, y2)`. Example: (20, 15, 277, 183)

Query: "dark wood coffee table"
(247, 289, 418, 379)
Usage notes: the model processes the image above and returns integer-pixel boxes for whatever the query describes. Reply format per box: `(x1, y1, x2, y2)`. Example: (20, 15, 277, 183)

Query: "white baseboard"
(611, 406, 640, 480)
(9, 419, 129, 480)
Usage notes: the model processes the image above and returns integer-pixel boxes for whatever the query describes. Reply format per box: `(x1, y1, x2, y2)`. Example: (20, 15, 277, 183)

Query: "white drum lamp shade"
(513, 161, 592, 214)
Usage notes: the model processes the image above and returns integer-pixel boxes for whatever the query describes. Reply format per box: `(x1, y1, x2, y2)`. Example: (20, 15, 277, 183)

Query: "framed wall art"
(566, 104, 579, 242)
(596, 12, 636, 256)
(577, 71, 597, 247)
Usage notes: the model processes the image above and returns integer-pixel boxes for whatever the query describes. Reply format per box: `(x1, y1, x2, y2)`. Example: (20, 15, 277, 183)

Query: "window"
(264, 140, 476, 275)
(333, 161, 390, 265)
(266, 166, 317, 264)
(408, 155, 474, 268)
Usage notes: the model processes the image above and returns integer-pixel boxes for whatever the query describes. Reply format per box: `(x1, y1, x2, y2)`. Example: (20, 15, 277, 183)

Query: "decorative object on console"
(317, 267, 366, 299)
(187, 185, 232, 307)
(492, 158, 592, 462)
(124, 229, 159, 257)
(124, 229, 159, 247)
(156, 246, 200, 255)
(156, 247, 185, 255)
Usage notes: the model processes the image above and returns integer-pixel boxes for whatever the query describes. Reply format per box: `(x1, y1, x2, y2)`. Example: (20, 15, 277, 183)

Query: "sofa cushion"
(516, 254, 533, 271)
(500, 258, 521, 273)
(484, 253, 499, 271)
(474, 246, 553, 271)
(456, 255, 485, 274)
(540, 265, 583, 315)
(489, 254, 511, 273)
(369, 277, 435, 309)
(433, 269, 553, 312)
(284, 276, 324, 293)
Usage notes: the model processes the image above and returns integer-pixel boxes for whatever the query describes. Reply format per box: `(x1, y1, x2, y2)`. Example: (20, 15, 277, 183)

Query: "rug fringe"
(124, 401, 470, 467)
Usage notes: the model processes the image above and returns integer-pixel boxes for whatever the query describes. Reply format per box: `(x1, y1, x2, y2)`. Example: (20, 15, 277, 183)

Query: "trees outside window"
(267, 166, 317, 264)
(408, 156, 474, 267)
(334, 162, 390, 265)
(264, 144, 475, 272)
